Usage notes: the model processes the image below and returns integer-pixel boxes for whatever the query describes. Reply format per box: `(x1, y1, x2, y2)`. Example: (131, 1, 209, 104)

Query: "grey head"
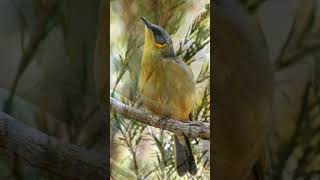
(141, 17, 175, 57)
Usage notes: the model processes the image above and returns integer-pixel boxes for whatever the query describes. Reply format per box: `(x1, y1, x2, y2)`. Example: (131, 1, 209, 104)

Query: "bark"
(0, 112, 107, 180)
(110, 97, 210, 140)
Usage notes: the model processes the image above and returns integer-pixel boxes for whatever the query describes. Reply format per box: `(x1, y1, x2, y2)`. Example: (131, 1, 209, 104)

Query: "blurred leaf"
(276, 0, 316, 69)
(196, 61, 209, 84)
(176, 4, 210, 64)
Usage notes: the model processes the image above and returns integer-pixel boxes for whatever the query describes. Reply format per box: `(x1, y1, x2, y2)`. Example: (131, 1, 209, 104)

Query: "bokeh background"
(1, 0, 320, 179)
(110, 0, 210, 179)
(0, 0, 107, 179)
(232, 0, 320, 179)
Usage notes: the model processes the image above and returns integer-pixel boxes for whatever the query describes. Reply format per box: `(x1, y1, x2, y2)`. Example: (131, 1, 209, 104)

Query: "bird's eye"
(156, 35, 166, 45)
(153, 29, 162, 36)
(153, 30, 166, 45)
(154, 35, 166, 48)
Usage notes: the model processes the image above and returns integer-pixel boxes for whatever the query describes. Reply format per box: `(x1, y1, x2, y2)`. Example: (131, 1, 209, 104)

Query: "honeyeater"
(139, 17, 197, 176)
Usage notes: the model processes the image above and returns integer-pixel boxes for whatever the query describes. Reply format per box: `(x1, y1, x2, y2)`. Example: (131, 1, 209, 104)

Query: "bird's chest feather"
(140, 58, 171, 104)
(139, 57, 194, 120)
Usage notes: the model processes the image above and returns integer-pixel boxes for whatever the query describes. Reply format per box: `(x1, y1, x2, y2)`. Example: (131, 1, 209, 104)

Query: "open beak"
(140, 17, 151, 29)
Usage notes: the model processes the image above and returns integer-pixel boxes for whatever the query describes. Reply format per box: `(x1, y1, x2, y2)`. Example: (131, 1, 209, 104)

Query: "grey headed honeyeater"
(139, 17, 197, 176)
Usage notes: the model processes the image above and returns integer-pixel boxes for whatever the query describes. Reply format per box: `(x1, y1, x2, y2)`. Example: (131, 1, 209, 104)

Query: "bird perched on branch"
(139, 17, 197, 176)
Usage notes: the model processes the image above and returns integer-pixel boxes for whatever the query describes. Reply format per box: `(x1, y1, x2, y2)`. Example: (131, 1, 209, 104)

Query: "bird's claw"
(159, 116, 169, 131)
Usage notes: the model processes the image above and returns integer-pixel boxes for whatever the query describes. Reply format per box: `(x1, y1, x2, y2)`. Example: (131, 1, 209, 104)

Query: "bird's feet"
(159, 115, 170, 132)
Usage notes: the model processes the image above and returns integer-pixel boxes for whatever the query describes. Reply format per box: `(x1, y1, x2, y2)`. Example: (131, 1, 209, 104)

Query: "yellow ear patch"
(155, 43, 166, 48)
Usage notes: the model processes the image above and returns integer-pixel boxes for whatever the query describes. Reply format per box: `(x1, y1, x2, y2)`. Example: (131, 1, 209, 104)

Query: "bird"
(139, 17, 197, 176)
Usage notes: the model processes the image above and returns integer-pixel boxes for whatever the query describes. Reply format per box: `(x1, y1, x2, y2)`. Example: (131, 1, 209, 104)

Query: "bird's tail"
(174, 135, 197, 176)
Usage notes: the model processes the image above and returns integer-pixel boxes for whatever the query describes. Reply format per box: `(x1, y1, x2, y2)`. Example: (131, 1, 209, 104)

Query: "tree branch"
(0, 112, 107, 180)
(110, 97, 210, 140)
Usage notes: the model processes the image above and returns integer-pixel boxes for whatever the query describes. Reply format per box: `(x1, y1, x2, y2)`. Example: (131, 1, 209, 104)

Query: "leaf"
(196, 61, 209, 84)
(280, 0, 315, 58)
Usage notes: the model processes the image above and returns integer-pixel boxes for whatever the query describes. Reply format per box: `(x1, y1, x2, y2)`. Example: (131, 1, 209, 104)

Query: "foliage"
(239, 0, 320, 179)
(0, 0, 106, 179)
(110, 0, 210, 179)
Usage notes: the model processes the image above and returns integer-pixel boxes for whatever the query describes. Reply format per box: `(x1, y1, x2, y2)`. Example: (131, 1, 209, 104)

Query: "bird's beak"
(141, 17, 151, 29)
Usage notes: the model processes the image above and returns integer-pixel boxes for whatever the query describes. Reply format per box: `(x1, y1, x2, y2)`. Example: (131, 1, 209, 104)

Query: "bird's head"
(141, 17, 175, 57)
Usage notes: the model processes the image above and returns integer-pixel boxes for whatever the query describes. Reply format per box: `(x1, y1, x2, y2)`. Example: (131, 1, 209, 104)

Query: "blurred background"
(0, 0, 107, 179)
(110, 0, 210, 179)
(236, 0, 320, 179)
(3, 0, 320, 179)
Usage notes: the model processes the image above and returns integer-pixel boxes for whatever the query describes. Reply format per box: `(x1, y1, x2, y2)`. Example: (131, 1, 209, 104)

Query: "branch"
(110, 97, 210, 140)
(0, 112, 107, 180)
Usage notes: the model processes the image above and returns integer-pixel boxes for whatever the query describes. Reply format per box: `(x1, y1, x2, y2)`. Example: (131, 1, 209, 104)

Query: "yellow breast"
(139, 55, 195, 121)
